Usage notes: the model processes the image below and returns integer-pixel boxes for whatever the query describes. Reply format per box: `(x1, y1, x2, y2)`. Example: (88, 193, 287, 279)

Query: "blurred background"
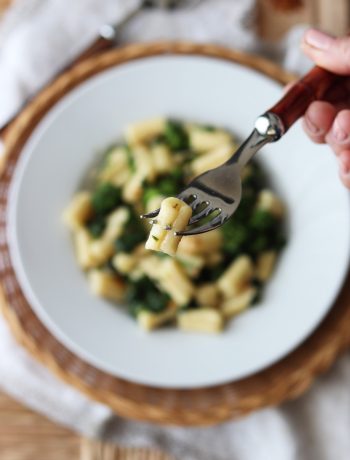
(2, 0, 349, 39)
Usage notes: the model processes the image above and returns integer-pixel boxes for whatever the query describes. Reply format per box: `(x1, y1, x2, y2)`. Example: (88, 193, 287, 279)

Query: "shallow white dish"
(8, 54, 350, 388)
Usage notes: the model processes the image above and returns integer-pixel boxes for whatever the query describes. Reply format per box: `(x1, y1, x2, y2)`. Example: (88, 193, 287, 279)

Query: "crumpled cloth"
(1, 1, 349, 460)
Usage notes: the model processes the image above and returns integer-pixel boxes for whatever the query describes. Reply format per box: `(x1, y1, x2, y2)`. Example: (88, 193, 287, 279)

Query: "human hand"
(301, 29, 350, 188)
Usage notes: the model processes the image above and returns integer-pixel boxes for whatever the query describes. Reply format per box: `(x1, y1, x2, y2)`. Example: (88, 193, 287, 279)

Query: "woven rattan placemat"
(1, 42, 349, 426)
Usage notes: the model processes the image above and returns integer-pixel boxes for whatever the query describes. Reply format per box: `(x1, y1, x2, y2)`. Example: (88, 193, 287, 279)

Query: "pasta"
(191, 143, 235, 176)
(63, 192, 92, 230)
(177, 308, 224, 333)
(138, 304, 177, 331)
(145, 197, 192, 256)
(195, 283, 221, 309)
(125, 117, 166, 145)
(177, 229, 222, 256)
(74, 228, 95, 269)
(218, 255, 254, 298)
(256, 250, 277, 281)
(88, 270, 125, 302)
(257, 189, 284, 218)
(112, 253, 136, 275)
(103, 207, 129, 242)
(98, 147, 131, 186)
(89, 239, 114, 266)
(189, 127, 233, 152)
(151, 144, 174, 173)
(221, 287, 257, 319)
(175, 253, 205, 277)
(145, 194, 165, 215)
(140, 256, 194, 306)
(64, 118, 287, 333)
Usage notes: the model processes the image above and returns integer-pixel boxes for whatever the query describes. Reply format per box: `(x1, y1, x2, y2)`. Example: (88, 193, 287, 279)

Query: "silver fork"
(142, 65, 342, 236)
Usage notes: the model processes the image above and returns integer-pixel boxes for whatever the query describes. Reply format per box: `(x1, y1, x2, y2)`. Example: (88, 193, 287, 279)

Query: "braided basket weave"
(1, 42, 349, 426)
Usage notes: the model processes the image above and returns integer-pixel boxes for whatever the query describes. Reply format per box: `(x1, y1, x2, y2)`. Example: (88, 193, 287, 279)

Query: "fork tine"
(176, 213, 227, 236)
(188, 204, 212, 225)
(189, 197, 202, 210)
(140, 208, 160, 219)
(177, 191, 205, 208)
(176, 191, 189, 202)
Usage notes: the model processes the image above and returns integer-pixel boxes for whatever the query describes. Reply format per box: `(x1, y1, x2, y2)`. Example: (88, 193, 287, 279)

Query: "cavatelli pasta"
(64, 117, 286, 332)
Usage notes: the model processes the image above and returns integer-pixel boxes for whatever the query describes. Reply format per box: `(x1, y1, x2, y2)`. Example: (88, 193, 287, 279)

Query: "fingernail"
(304, 29, 334, 51)
(340, 161, 350, 175)
(304, 116, 321, 135)
(333, 125, 348, 143)
(339, 154, 350, 174)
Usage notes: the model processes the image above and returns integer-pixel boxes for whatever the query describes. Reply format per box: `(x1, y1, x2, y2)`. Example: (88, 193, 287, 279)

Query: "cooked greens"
(91, 183, 122, 216)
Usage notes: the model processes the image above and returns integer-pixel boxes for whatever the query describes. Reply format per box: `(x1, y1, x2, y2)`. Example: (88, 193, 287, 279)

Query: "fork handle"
(267, 66, 342, 133)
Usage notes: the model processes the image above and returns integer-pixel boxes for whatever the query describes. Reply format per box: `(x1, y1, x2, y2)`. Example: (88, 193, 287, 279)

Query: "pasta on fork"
(145, 197, 192, 256)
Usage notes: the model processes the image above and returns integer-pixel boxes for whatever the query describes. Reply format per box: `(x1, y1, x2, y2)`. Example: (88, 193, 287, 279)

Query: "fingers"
(302, 101, 337, 143)
(302, 105, 350, 189)
(325, 109, 350, 155)
(300, 29, 350, 189)
(301, 29, 350, 75)
(326, 110, 350, 189)
(338, 150, 350, 188)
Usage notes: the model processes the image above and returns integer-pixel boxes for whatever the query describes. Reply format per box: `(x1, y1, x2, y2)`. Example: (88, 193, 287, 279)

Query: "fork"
(142, 65, 342, 235)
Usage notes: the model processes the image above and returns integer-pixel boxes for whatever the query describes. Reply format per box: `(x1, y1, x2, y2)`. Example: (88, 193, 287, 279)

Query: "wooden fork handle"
(267, 66, 343, 133)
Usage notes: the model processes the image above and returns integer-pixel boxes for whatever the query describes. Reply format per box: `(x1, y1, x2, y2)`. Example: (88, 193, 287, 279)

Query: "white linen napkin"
(1, 1, 350, 459)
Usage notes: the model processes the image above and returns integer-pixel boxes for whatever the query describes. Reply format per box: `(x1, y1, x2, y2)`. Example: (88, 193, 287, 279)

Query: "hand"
(301, 29, 350, 188)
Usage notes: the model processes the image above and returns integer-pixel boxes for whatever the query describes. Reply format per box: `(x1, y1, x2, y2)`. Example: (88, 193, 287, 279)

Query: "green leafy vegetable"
(115, 208, 147, 253)
(201, 124, 216, 132)
(157, 177, 178, 196)
(155, 252, 170, 259)
(199, 264, 226, 283)
(143, 167, 185, 203)
(91, 183, 122, 215)
(128, 302, 144, 318)
(250, 235, 270, 254)
(164, 120, 189, 151)
(124, 145, 136, 172)
(126, 276, 170, 315)
(102, 144, 119, 161)
(86, 216, 106, 239)
(220, 176, 286, 259)
(143, 187, 161, 206)
(178, 301, 199, 312)
(274, 232, 287, 251)
(158, 169, 185, 196)
(115, 233, 144, 253)
(233, 190, 256, 222)
(150, 135, 166, 146)
(221, 222, 247, 256)
(252, 288, 263, 305)
(242, 162, 266, 191)
(250, 209, 277, 231)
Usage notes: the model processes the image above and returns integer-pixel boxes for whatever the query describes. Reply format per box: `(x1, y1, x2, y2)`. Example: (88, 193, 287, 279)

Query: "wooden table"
(0, 1, 349, 459)
(0, 391, 81, 459)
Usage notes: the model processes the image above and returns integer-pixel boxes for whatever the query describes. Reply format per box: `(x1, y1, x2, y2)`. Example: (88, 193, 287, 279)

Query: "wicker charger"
(0, 42, 350, 426)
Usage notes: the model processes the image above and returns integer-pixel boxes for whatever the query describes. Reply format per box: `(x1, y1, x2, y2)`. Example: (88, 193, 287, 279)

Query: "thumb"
(301, 29, 350, 75)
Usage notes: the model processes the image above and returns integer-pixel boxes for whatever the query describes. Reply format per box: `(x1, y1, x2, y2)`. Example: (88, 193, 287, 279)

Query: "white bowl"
(8, 53, 350, 388)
